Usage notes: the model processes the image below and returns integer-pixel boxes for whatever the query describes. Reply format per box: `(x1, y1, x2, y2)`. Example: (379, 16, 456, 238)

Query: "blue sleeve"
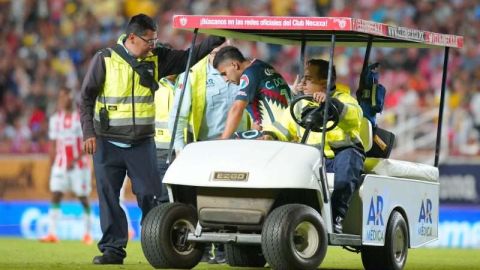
(235, 68, 260, 103)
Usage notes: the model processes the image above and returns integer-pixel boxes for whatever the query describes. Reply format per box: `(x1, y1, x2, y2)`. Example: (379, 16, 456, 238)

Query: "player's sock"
(82, 206, 93, 244)
(83, 206, 92, 236)
(48, 203, 61, 236)
(40, 204, 60, 242)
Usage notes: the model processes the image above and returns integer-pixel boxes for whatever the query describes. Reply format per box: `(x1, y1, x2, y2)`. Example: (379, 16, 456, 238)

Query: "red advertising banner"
(173, 15, 463, 48)
(173, 15, 352, 31)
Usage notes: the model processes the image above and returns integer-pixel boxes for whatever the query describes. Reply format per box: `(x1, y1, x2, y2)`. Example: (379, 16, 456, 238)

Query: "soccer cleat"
(82, 234, 93, 245)
(39, 234, 59, 243)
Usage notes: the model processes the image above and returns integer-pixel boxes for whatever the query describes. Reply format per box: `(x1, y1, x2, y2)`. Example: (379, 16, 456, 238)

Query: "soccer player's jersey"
(235, 59, 291, 127)
(49, 110, 88, 170)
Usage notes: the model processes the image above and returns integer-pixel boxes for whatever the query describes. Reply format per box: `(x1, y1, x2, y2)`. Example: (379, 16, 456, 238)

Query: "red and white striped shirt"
(49, 110, 89, 170)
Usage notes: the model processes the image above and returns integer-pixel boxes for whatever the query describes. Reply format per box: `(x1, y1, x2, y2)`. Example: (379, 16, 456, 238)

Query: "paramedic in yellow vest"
(79, 14, 225, 265)
(169, 45, 249, 154)
(154, 73, 177, 203)
(268, 59, 365, 234)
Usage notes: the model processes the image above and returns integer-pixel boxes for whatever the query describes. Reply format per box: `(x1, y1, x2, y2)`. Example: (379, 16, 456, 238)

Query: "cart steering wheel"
(289, 95, 340, 132)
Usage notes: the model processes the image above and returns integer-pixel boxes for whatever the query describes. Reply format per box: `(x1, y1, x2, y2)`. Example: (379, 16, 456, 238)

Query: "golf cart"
(141, 15, 463, 270)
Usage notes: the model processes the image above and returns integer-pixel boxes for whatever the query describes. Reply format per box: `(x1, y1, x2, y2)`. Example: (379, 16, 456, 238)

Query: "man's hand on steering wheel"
(312, 92, 326, 103)
(290, 95, 340, 132)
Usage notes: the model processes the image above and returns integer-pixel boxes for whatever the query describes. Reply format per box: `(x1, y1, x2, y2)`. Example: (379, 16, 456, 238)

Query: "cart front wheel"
(261, 204, 327, 270)
(141, 203, 204, 269)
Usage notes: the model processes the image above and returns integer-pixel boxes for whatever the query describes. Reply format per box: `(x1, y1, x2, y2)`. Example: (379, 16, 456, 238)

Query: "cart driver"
(266, 59, 365, 233)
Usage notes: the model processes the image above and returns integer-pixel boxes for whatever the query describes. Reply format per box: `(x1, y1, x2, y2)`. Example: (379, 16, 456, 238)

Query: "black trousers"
(325, 147, 365, 219)
(156, 148, 175, 203)
(93, 137, 161, 259)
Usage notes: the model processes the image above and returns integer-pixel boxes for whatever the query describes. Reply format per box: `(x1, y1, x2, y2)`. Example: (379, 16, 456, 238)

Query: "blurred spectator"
(470, 88, 480, 140)
(0, 0, 478, 158)
(7, 115, 32, 154)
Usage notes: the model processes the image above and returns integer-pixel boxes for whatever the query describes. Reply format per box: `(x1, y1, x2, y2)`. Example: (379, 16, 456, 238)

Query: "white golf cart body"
(141, 15, 463, 270)
(164, 139, 440, 247)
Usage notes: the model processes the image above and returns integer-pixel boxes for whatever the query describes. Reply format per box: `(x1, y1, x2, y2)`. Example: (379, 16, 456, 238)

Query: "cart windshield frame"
(167, 15, 463, 171)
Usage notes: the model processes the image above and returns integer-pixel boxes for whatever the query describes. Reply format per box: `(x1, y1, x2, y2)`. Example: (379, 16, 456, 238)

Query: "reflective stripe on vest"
(155, 77, 176, 148)
(98, 95, 154, 104)
(155, 119, 171, 148)
(271, 121, 292, 141)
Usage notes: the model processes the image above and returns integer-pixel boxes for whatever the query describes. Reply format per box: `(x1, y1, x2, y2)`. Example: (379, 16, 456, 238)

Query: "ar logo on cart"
(367, 195, 384, 226)
(418, 198, 432, 224)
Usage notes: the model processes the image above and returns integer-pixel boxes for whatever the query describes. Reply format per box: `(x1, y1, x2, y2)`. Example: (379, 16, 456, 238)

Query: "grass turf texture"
(0, 238, 478, 270)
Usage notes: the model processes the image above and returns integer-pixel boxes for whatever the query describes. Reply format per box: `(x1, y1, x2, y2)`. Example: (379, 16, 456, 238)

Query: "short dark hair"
(126, 14, 157, 36)
(306, 59, 336, 83)
(213, 46, 246, 69)
(59, 86, 72, 95)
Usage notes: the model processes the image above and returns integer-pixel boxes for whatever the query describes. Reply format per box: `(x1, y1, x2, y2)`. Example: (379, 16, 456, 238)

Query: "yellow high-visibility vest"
(93, 36, 158, 141)
(188, 56, 209, 141)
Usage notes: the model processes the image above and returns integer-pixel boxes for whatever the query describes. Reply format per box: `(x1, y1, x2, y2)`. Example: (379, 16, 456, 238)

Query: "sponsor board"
(0, 201, 141, 240)
(0, 156, 50, 200)
(0, 201, 478, 248)
(427, 206, 480, 248)
(0, 155, 138, 201)
(439, 164, 480, 204)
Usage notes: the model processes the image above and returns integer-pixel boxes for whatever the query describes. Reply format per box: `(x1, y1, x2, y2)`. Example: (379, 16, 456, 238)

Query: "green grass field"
(0, 238, 478, 270)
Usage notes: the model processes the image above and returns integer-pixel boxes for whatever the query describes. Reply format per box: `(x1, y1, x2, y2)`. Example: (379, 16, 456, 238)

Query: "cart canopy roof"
(172, 15, 463, 49)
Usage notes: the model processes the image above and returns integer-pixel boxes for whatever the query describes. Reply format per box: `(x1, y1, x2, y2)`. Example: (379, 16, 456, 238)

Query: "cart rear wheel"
(361, 210, 408, 270)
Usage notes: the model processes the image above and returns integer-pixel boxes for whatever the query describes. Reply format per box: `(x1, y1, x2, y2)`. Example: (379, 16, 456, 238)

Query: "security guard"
(80, 14, 224, 265)
(267, 59, 365, 234)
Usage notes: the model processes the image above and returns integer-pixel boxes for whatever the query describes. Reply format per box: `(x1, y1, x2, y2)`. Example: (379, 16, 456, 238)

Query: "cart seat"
(363, 158, 438, 182)
(358, 118, 439, 182)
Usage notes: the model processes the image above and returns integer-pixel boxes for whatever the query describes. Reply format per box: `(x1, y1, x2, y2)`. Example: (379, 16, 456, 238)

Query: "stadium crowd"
(0, 0, 479, 157)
